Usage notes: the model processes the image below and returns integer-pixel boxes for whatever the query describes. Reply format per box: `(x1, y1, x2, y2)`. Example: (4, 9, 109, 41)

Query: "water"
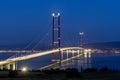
(0, 52, 120, 70)
(60, 53, 120, 70)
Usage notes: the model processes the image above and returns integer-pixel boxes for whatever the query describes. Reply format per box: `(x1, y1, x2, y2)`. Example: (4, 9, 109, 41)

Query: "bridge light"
(52, 13, 55, 16)
(79, 32, 84, 35)
(84, 49, 88, 52)
(84, 49, 92, 52)
(22, 67, 27, 72)
(88, 49, 92, 52)
(58, 13, 60, 16)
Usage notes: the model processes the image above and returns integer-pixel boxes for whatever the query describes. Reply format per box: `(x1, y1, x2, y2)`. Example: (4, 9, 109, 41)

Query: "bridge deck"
(0, 47, 82, 65)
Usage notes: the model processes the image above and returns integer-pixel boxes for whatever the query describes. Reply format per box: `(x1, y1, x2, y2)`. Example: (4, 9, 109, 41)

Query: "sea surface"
(0, 52, 120, 70)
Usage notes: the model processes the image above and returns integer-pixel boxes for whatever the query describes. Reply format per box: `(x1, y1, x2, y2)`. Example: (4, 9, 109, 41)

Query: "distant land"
(84, 41, 120, 49)
(0, 43, 50, 50)
(0, 41, 120, 50)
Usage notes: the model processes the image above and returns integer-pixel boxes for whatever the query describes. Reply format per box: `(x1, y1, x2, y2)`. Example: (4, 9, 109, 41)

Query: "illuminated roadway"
(0, 47, 82, 65)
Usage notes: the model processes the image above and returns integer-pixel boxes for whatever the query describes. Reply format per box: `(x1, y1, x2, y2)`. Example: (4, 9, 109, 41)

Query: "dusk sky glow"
(0, 0, 120, 45)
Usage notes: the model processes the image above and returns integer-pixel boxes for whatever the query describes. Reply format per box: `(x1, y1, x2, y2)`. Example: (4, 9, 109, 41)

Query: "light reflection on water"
(0, 52, 120, 70)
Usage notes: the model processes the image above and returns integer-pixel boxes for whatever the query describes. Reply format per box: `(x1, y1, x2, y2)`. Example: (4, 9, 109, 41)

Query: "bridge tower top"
(79, 32, 84, 48)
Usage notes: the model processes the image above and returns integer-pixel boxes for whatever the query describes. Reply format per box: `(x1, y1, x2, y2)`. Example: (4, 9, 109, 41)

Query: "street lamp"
(22, 67, 27, 72)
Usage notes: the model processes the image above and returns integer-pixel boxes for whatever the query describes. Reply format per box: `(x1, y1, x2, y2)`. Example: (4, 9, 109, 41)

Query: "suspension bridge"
(0, 13, 91, 70)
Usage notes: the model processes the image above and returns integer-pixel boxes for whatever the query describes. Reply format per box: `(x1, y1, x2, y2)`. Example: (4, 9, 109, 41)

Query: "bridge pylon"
(52, 13, 61, 63)
(79, 32, 84, 48)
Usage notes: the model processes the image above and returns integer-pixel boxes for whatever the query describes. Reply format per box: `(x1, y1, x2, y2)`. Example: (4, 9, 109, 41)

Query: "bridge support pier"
(0, 65, 3, 70)
(12, 62, 17, 70)
(4, 62, 17, 70)
(84, 52, 88, 58)
(84, 51, 91, 58)
(88, 52, 91, 58)
(61, 51, 63, 60)
(72, 53, 74, 57)
(6, 63, 10, 70)
(72, 50, 74, 53)
(66, 50, 69, 60)
(77, 50, 80, 56)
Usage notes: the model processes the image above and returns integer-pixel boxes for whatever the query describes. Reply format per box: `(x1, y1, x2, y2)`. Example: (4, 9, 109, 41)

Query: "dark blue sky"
(0, 0, 120, 46)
